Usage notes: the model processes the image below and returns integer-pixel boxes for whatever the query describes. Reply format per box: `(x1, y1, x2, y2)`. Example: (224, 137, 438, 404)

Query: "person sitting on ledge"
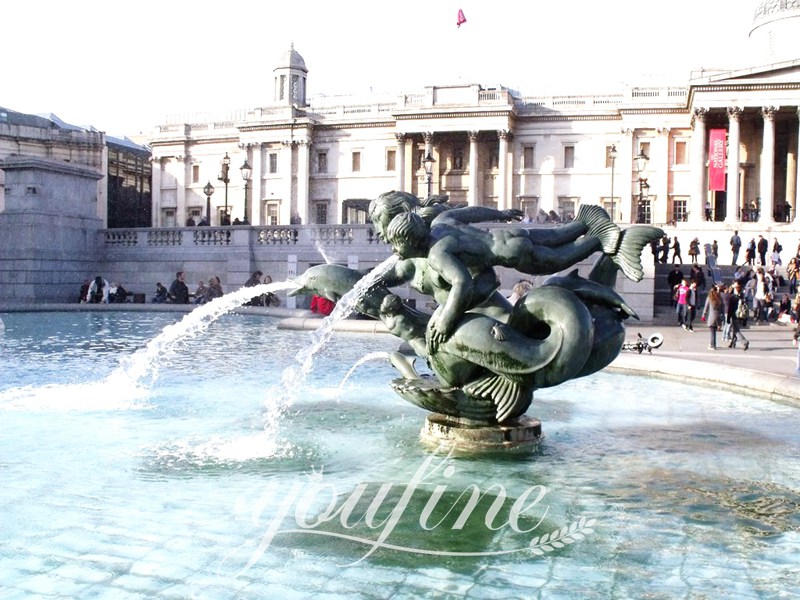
(152, 282, 168, 303)
(86, 276, 109, 304)
(168, 271, 190, 304)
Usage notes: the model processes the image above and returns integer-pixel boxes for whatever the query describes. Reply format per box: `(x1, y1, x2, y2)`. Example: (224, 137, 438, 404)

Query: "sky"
(2, 0, 756, 137)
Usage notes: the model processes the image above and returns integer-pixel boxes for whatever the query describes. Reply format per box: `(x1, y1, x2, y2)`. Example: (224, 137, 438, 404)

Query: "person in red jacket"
(310, 295, 335, 316)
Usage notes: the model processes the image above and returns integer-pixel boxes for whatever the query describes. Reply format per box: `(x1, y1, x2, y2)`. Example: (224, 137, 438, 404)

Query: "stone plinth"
(421, 413, 543, 451)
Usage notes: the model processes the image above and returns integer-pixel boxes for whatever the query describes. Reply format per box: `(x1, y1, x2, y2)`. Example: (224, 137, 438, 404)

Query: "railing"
(102, 224, 388, 249)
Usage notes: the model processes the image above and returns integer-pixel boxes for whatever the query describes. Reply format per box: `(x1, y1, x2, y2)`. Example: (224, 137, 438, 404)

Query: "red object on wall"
(708, 128, 727, 191)
(456, 9, 467, 27)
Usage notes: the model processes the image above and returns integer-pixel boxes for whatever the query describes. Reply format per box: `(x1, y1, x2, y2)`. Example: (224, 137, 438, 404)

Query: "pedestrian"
(745, 238, 756, 266)
(712, 240, 719, 261)
(730, 230, 742, 266)
(685, 280, 699, 332)
(788, 257, 798, 295)
(675, 278, 691, 329)
(702, 285, 723, 350)
(668, 265, 684, 307)
(757, 235, 768, 266)
(688, 237, 701, 265)
(727, 281, 750, 351)
(671, 237, 683, 264)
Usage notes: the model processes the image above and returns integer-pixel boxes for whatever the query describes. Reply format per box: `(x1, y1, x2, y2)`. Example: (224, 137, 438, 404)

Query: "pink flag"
(457, 9, 467, 27)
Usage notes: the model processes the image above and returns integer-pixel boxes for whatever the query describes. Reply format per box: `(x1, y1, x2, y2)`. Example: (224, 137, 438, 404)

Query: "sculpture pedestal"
(420, 413, 543, 451)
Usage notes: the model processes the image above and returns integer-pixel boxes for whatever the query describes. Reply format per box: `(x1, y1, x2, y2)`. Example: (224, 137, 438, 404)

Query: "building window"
(519, 197, 539, 220)
(564, 146, 575, 169)
(672, 196, 689, 223)
(386, 149, 396, 172)
(489, 149, 498, 170)
(162, 209, 176, 228)
(317, 151, 328, 173)
(291, 75, 300, 102)
(639, 141, 651, 159)
(266, 202, 279, 226)
(352, 151, 361, 172)
(269, 153, 278, 174)
(453, 147, 464, 170)
(192, 164, 200, 183)
(314, 201, 328, 224)
(523, 146, 534, 170)
(674, 140, 688, 165)
(279, 75, 286, 101)
(416, 149, 424, 171)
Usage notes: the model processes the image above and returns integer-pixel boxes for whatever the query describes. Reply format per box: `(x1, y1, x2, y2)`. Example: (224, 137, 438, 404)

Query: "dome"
(274, 43, 308, 73)
(751, 0, 800, 31)
(749, 1, 800, 62)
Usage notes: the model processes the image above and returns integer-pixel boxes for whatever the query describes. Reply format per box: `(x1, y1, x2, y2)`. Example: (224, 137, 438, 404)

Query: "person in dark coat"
(168, 271, 190, 304)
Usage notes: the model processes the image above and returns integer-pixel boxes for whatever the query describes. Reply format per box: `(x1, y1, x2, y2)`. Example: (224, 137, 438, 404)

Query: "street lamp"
(218, 152, 231, 225)
(634, 150, 649, 224)
(422, 152, 435, 198)
(240, 159, 252, 224)
(203, 181, 215, 225)
(608, 144, 617, 222)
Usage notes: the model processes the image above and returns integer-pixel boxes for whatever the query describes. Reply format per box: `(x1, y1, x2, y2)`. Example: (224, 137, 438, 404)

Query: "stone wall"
(0, 157, 103, 302)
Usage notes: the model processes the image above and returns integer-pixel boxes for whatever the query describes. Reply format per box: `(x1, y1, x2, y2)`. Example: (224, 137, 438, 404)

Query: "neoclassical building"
(149, 2, 800, 230)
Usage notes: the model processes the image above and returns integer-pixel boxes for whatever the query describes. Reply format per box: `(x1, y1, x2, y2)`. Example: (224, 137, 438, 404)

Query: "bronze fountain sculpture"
(290, 191, 663, 447)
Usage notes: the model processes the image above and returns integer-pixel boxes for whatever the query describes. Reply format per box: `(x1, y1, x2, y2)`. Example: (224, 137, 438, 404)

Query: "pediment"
(704, 59, 800, 85)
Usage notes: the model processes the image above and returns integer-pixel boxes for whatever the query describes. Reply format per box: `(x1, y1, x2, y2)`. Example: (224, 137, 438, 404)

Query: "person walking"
(675, 278, 691, 329)
(671, 237, 683, 264)
(702, 285, 723, 350)
(685, 280, 699, 332)
(688, 237, 701, 265)
(730, 230, 742, 266)
(745, 238, 756, 266)
(727, 281, 750, 351)
(757, 235, 769, 266)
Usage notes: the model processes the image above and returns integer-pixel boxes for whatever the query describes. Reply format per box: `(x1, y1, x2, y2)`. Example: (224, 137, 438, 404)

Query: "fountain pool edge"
(3, 303, 799, 410)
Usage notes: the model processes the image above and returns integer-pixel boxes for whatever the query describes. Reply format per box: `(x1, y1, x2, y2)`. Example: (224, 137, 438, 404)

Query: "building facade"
(148, 6, 800, 231)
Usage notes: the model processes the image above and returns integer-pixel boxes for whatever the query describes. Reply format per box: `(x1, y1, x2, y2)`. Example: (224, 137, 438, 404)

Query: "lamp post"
(634, 150, 649, 224)
(422, 152, 435, 198)
(240, 159, 252, 224)
(608, 144, 617, 222)
(203, 181, 215, 225)
(218, 152, 231, 225)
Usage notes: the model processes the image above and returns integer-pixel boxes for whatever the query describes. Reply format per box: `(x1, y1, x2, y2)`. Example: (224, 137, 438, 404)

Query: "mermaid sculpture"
(290, 191, 663, 427)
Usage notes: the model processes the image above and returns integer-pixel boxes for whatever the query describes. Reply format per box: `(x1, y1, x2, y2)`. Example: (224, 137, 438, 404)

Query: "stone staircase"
(652, 261, 740, 325)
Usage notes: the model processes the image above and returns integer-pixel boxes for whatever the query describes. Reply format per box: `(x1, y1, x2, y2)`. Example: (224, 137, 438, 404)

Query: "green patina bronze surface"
(291, 191, 663, 425)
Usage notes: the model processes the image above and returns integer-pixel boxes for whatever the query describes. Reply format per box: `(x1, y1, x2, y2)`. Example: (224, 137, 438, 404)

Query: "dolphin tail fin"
(576, 204, 621, 255)
(464, 374, 527, 423)
(609, 225, 664, 282)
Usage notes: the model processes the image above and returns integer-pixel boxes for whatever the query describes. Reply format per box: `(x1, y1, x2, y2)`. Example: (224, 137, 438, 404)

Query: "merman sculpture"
(290, 191, 663, 444)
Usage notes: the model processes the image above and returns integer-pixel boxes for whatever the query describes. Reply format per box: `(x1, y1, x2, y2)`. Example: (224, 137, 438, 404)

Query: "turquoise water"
(1, 311, 799, 599)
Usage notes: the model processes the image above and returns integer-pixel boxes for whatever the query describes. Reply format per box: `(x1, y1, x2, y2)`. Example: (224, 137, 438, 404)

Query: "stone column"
(468, 131, 480, 206)
(760, 106, 777, 224)
(150, 157, 162, 227)
(280, 141, 294, 225)
(249, 144, 263, 225)
(690, 107, 707, 224)
(296, 140, 310, 224)
(395, 133, 406, 191)
(726, 107, 743, 223)
(497, 130, 510, 211)
(795, 108, 800, 224)
(619, 128, 634, 223)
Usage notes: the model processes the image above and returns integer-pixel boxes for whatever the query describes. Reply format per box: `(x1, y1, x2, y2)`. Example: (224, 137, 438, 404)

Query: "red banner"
(708, 129, 726, 191)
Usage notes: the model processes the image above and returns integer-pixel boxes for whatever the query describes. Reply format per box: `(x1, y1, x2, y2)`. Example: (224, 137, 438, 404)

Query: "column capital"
(395, 132, 406, 143)
(423, 132, 434, 144)
(497, 129, 512, 141)
(468, 131, 480, 142)
(620, 128, 633, 136)
(281, 140, 297, 148)
(727, 106, 743, 121)
(656, 127, 671, 136)
(762, 106, 779, 120)
(691, 107, 708, 128)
